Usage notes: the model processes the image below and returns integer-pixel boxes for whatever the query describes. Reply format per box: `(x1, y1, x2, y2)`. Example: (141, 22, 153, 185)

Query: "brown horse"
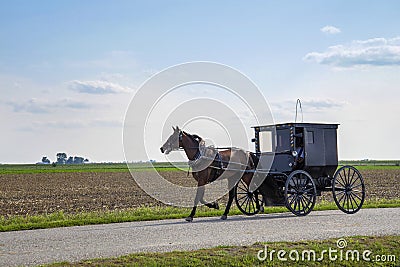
(160, 126, 255, 222)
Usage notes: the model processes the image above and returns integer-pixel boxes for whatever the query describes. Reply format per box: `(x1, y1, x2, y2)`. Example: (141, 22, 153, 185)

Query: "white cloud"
(58, 119, 121, 129)
(304, 37, 400, 67)
(320, 25, 341, 34)
(69, 80, 132, 94)
(301, 99, 346, 110)
(6, 98, 92, 114)
(271, 98, 346, 122)
(17, 119, 123, 131)
(90, 119, 123, 128)
(272, 99, 345, 112)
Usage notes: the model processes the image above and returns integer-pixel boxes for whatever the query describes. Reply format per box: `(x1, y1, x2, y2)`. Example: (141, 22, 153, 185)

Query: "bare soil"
(0, 169, 398, 217)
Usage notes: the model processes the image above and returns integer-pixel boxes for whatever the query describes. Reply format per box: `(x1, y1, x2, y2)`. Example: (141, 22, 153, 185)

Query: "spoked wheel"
(284, 170, 317, 216)
(235, 179, 262, 216)
(333, 166, 365, 214)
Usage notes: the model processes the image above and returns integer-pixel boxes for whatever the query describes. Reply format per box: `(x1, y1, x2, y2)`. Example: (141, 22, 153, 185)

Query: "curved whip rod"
(295, 99, 303, 123)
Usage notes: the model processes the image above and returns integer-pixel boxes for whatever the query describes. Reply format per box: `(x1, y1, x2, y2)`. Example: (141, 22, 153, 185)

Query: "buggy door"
(304, 128, 325, 166)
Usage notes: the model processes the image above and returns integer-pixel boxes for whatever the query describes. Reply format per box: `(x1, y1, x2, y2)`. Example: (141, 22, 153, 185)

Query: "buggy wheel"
(284, 170, 317, 216)
(234, 179, 261, 216)
(333, 166, 365, 214)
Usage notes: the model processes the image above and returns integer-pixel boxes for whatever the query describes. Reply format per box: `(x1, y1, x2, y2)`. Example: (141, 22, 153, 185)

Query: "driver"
(294, 137, 305, 166)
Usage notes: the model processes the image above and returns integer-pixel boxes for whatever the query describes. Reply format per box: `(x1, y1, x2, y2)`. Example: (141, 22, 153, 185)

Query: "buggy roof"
(252, 122, 339, 130)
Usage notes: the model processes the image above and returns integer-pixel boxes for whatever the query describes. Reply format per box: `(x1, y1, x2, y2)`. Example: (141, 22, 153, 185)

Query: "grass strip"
(0, 164, 186, 174)
(1, 162, 398, 174)
(352, 165, 400, 170)
(46, 235, 399, 266)
(1, 199, 400, 232)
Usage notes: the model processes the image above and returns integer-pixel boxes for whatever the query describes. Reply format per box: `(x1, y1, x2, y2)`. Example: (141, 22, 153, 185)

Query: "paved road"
(0, 208, 399, 266)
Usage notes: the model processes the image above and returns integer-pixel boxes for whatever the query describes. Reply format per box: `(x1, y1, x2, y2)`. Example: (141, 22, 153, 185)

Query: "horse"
(160, 126, 255, 222)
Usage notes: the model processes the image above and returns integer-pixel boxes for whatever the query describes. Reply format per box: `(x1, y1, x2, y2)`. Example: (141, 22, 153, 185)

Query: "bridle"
(163, 130, 199, 151)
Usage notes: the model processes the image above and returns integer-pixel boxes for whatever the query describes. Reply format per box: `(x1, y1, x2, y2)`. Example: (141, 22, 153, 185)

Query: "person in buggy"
(294, 134, 305, 168)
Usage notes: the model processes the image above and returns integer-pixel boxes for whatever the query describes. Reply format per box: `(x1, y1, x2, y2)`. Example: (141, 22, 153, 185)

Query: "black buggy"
(235, 123, 366, 216)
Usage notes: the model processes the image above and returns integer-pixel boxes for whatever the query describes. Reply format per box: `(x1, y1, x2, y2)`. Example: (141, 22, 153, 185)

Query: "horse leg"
(200, 198, 219, 210)
(221, 178, 236, 220)
(186, 206, 196, 222)
(186, 185, 204, 222)
(221, 187, 234, 220)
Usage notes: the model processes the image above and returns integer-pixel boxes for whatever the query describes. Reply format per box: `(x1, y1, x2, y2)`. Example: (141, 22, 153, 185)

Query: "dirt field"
(0, 169, 399, 217)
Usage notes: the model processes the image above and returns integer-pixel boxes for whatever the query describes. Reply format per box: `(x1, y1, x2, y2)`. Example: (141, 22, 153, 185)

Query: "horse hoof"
(221, 215, 227, 220)
(185, 217, 193, 222)
(214, 202, 219, 210)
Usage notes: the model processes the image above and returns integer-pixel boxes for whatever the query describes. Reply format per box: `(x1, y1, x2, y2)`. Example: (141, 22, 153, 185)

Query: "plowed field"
(0, 169, 399, 216)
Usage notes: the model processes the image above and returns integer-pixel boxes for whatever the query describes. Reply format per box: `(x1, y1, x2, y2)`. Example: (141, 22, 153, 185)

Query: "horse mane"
(182, 131, 202, 142)
(191, 134, 203, 142)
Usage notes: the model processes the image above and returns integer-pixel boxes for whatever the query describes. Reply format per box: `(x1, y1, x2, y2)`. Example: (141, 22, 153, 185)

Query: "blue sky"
(1, 1, 399, 163)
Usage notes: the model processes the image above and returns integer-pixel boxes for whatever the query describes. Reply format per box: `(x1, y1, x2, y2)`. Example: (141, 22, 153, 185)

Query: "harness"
(209, 152, 224, 183)
(187, 141, 225, 184)
(182, 131, 250, 184)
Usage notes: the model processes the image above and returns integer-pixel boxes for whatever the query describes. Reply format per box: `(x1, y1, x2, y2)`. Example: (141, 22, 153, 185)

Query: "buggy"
(235, 123, 366, 216)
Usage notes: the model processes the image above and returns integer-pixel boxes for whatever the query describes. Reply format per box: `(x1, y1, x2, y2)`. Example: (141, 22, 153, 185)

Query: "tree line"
(40, 153, 89, 165)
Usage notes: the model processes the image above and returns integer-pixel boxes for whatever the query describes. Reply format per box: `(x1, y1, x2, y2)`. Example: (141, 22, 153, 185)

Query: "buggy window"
(277, 129, 291, 151)
(307, 130, 314, 144)
(259, 131, 273, 152)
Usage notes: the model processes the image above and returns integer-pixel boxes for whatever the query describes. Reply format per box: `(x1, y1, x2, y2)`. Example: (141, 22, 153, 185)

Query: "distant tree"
(73, 156, 84, 164)
(55, 153, 90, 164)
(66, 156, 74, 164)
(41, 156, 50, 164)
(56, 153, 67, 164)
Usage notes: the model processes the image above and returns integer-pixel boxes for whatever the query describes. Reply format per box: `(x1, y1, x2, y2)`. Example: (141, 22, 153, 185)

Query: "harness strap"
(208, 152, 224, 183)
(193, 149, 201, 161)
(187, 151, 200, 177)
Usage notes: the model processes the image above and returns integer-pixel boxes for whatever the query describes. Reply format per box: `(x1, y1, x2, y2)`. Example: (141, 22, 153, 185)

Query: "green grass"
(46, 235, 399, 266)
(0, 162, 188, 174)
(0, 163, 127, 174)
(339, 160, 400, 166)
(1, 161, 399, 174)
(2, 199, 400, 232)
(346, 165, 400, 170)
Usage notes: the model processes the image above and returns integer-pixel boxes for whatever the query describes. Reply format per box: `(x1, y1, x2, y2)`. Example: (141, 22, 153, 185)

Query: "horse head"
(160, 127, 204, 156)
(160, 126, 182, 154)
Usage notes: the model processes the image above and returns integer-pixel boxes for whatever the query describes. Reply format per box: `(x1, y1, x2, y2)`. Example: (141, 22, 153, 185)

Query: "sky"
(1, 1, 399, 163)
